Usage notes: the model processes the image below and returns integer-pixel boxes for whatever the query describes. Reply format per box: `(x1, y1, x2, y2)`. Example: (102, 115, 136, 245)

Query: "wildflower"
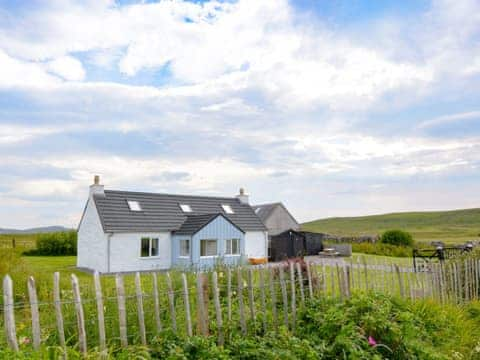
(19, 336, 30, 345)
(368, 336, 377, 347)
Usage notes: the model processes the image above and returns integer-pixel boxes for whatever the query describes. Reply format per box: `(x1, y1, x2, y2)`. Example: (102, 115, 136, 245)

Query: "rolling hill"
(0, 226, 72, 234)
(302, 208, 480, 244)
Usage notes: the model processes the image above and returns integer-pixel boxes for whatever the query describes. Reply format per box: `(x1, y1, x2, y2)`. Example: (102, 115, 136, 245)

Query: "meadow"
(302, 207, 480, 244)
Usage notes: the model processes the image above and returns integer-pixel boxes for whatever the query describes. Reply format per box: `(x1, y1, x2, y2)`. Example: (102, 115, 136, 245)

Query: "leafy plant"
(380, 230, 414, 247)
(24, 231, 77, 256)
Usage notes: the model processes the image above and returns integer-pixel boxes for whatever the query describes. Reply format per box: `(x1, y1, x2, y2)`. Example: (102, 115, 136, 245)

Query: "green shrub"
(24, 231, 77, 256)
(380, 230, 414, 247)
(351, 242, 412, 257)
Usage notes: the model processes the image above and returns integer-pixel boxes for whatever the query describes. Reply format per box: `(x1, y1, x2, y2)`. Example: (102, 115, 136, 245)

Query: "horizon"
(1, 0, 479, 228)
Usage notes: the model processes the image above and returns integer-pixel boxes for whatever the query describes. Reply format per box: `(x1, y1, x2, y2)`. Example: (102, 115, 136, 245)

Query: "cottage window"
(127, 200, 142, 211)
(225, 238, 240, 255)
(180, 204, 192, 212)
(140, 237, 159, 257)
(200, 239, 217, 257)
(221, 204, 234, 214)
(180, 239, 190, 257)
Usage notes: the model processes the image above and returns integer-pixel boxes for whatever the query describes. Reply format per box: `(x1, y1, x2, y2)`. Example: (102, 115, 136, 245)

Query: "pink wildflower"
(368, 336, 377, 347)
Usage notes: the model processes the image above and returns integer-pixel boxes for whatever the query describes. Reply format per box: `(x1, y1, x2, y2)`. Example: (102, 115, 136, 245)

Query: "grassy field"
(0, 233, 37, 249)
(302, 208, 480, 244)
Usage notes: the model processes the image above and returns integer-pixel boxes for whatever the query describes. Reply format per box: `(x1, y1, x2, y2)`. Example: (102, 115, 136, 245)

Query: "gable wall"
(264, 205, 299, 236)
(77, 198, 108, 272)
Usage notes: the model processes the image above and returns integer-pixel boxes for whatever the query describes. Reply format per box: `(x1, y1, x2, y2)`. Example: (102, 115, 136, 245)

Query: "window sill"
(224, 254, 241, 257)
(200, 255, 218, 259)
(178, 256, 190, 259)
(139, 256, 161, 260)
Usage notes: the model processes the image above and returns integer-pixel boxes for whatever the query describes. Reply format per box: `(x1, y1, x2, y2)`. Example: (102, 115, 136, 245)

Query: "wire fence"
(2, 256, 480, 355)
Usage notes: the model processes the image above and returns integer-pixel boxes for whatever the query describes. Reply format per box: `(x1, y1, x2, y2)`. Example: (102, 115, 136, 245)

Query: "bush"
(380, 230, 414, 247)
(24, 231, 77, 256)
(351, 242, 413, 257)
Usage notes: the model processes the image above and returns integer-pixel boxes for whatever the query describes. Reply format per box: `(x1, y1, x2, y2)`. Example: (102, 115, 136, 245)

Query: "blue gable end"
(172, 214, 245, 269)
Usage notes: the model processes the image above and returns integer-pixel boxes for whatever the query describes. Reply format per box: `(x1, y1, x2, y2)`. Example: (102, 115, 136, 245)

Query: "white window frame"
(179, 239, 190, 258)
(225, 238, 240, 256)
(200, 239, 218, 258)
(140, 237, 159, 258)
(180, 204, 192, 212)
(221, 204, 234, 214)
(127, 200, 142, 211)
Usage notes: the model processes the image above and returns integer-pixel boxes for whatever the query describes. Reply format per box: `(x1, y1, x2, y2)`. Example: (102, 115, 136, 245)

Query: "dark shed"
(269, 230, 325, 261)
(303, 231, 325, 256)
(269, 229, 307, 262)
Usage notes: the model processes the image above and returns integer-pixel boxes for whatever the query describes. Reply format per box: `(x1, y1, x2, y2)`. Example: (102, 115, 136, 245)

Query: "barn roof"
(252, 202, 299, 225)
(93, 190, 266, 233)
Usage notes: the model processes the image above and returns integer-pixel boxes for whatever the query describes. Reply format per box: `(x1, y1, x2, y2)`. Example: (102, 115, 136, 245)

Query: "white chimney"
(236, 187, 249, 204)
(89, 175, 105, 197)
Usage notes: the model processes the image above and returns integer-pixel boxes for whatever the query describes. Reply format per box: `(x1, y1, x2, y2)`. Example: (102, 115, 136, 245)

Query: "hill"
(302, 208, 480, 244)
(0, 226, 72, 234)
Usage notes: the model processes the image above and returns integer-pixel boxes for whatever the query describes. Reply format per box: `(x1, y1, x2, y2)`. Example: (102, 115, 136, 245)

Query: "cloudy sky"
(0, 0, 479, 229)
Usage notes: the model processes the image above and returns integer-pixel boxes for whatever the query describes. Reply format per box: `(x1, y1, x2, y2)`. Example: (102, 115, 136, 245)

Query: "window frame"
(140, 237, 160, 258)
(225, 238, 240, 256)
(221, 204, 234, 214)
(127, 200, 142, 211)
(179, 239, 190, 258)
(200, 239, 218, 258)
(179, 204, 192, 213)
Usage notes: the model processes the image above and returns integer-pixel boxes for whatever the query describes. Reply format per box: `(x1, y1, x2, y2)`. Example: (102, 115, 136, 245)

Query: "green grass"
(302, 208, 480, 244)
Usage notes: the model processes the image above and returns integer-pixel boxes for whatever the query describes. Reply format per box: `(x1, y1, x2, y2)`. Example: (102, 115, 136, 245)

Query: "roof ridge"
(104, 189, 240, 201)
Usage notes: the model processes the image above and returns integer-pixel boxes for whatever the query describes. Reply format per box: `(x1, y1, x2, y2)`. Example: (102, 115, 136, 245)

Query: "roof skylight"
(127, 200, 142, 211)
(222, 204, 234, 214)
(180, 204, 192, 212)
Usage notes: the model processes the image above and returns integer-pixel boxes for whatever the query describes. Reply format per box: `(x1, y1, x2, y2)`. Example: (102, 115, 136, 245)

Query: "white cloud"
(0, 49, 59, 88)
(47, 56, 85, 81)
(417, 111, 480, 129)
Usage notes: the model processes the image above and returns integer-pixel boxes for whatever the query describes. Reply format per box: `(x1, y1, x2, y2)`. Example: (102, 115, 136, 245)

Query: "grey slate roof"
(93, 190, 266, 233)
(252, 202, 299, 226)
(252, 203, 279, 223)
(175, 213, 245, 235)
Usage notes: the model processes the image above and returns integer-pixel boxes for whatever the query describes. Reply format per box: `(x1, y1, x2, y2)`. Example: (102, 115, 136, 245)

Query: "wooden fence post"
(135, 273, 147, 345)
(394, 265, 405, 298)
(71, 274, 87, 356)
(247, 268, 256, 322)
(296, 262, 305, 305)
(93, 272, 106, 355)
(27, 276, 41, 350)
(362, 256, 369, 291)
(268, 267, 278, 331)
(182, 273, 192, 337)
(259, 267, 267, 333)
(227, 268, 232, 323)
(212, 272, 224, 345)
(196, 272, 208, 336)
(336, 264, 344, 299)
(237, 268, 247, 335)
(53, 272, 66, 352)
(166, 272, 177, 332)
(306, 262, 313, 299)
(3, 275, 19, 351)
(278, 266, 289, 328)
(289, 262, 296, 330)
(152, 272, 163, 333)
(115, 274, 128, 347)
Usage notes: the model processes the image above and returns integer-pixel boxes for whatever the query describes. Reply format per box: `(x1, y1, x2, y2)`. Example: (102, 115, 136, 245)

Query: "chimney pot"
(236, 187, 249, 204)
(90, 175, 105, 197)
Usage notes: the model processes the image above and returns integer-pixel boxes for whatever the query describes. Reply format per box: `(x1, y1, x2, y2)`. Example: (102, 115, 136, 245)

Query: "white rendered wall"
(77, 198, 108, 272)
(109, 232, 171, 272)
(244, 231, 268, 258)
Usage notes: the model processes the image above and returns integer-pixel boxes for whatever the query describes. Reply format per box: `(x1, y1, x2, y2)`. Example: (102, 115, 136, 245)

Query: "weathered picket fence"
(2, 257, 480, 354)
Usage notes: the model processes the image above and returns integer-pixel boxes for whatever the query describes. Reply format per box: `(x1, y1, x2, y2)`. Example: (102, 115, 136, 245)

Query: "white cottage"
(77, 176, 268, 273)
